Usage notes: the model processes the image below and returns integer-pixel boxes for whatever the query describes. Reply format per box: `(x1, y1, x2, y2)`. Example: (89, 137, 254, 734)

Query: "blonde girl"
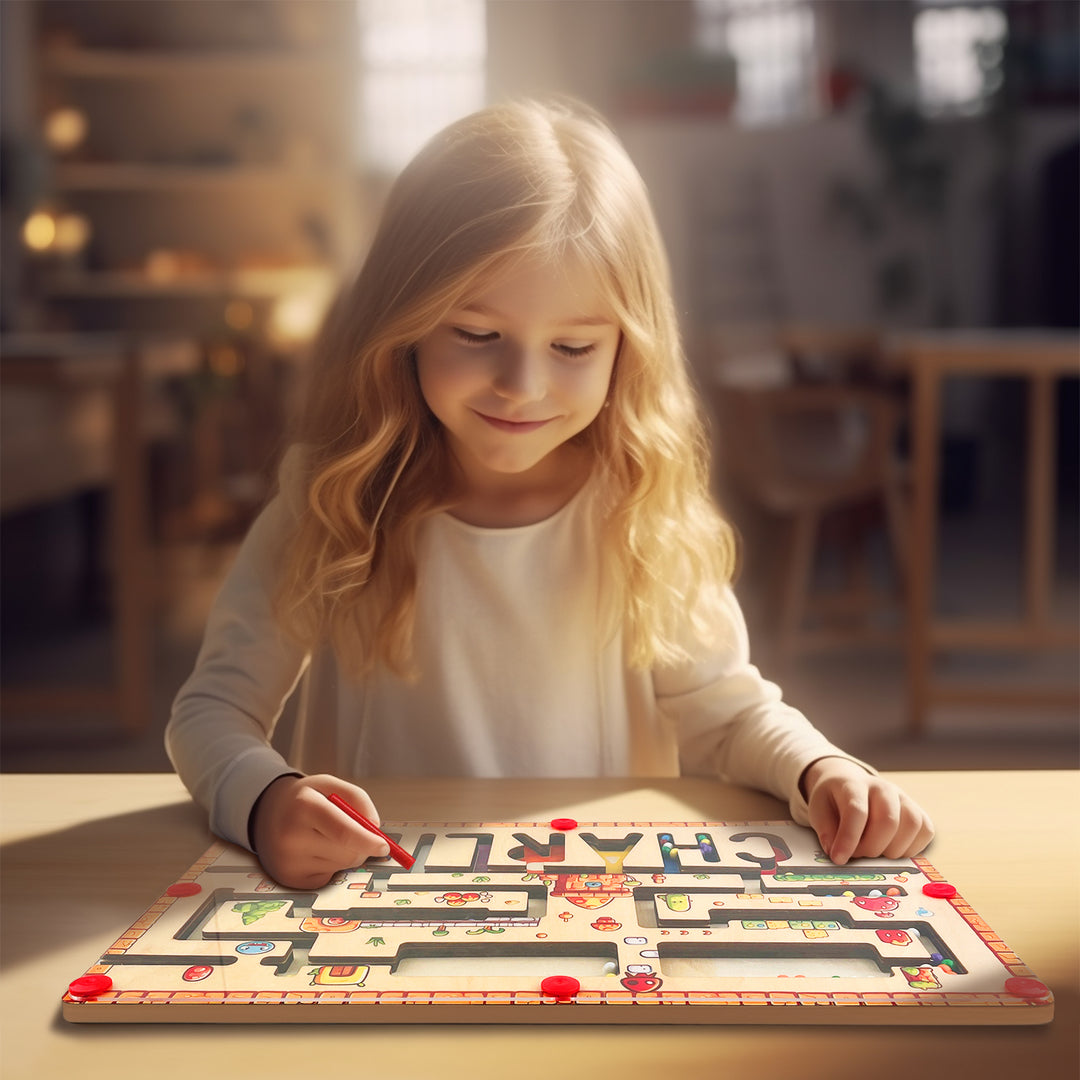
(167, 99, 933, 889)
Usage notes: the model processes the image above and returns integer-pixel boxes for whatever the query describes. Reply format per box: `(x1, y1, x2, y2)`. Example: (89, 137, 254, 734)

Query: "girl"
(167, 98, 933, 890)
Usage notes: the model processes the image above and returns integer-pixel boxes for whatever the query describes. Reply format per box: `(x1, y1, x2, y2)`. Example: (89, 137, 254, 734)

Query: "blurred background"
(1, 0, 1077, 776)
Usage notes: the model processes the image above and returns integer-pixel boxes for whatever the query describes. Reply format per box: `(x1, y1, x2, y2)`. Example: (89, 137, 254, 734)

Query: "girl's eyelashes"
(553, 342, 597, 358)
(450, 326, 598, 358)
(452, 327, 498, 345)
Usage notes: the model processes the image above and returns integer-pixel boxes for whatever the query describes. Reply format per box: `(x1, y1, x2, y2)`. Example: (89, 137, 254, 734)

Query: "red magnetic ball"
(68, 974, 113, 999)
(1004, 977, 1050, 1000)
(922, 882, 957, 899)
(541, 975, 580, 999)
(166, 881, 202, 897)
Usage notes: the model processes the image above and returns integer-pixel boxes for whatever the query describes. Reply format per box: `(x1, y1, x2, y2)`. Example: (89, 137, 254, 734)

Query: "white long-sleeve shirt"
(166, 448, 868, 850)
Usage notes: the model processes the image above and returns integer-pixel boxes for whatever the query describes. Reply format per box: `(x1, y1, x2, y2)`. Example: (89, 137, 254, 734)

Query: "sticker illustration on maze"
(63, 821, 1053, 1025)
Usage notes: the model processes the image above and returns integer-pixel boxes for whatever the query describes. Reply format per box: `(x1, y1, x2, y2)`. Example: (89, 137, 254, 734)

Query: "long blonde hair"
(275, 98, 736, 675)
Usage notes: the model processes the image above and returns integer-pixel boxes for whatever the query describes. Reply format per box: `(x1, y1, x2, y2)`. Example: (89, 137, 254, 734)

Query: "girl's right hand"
(250, 774, 390, 889)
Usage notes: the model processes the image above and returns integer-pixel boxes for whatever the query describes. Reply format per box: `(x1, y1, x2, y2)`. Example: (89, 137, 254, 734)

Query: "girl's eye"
(452, 327, 498, 345)
(450, 326, 597, 358)
(554, 342, 597, 359)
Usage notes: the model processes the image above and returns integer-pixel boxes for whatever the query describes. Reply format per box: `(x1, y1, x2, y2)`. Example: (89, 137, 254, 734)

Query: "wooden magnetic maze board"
(62, 820, 1053, 1025)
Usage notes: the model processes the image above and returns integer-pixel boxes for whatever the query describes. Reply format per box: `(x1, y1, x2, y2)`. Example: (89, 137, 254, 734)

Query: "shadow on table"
(1, 798, 212, 973)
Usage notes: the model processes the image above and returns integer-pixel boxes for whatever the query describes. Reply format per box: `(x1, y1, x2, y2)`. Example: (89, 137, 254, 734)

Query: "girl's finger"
(852, 785, 902, 858)
(828, 787, 869, 865)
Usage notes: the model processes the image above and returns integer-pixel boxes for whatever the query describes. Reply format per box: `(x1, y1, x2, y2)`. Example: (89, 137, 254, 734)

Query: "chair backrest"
(710, 381, 902, 513)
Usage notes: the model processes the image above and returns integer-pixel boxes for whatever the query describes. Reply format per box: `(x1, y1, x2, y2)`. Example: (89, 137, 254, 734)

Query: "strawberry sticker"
(876, 929, 911, 946)
(853, 895, 899, 917)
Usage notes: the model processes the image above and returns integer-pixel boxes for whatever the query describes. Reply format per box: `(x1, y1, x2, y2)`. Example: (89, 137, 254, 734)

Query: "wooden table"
(887, 330, 1080, 734)
(1, 773, 1076, 1079)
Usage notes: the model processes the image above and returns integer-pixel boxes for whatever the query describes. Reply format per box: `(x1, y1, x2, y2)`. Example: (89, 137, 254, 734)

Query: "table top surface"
(885, 328, 1079, 346)
(2, 771, 1077, 1080)
(883, 328, 1080, 373)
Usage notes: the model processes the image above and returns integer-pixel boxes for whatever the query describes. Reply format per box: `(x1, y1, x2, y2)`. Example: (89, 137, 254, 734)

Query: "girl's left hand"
(801, 757, 935, 865)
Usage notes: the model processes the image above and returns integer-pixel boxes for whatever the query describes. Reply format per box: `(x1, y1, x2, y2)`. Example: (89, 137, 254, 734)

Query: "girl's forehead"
(458, 251, 616, 321)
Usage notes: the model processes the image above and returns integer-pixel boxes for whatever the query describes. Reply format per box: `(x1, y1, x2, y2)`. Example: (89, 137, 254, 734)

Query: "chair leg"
(882, 475, 909, 594)
(838, 507, 874, 619)
(776, 509, 819, 657)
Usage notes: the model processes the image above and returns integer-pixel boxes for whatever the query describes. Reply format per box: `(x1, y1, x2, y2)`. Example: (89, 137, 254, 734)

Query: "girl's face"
(415, 255, 619, 514)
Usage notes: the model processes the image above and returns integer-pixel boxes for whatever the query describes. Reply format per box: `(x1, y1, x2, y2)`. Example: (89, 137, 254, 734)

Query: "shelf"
(33, 7, 358, 331)
(44, 266, 334, 300)
(53, 163, 348, 191)
(42, 47, 344, 80)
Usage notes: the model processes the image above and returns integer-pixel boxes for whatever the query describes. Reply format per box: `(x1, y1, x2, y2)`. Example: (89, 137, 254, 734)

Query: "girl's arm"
(164, 480, 309, 850)
(655, 588, 933, 862)
(167, 448, 401, 886)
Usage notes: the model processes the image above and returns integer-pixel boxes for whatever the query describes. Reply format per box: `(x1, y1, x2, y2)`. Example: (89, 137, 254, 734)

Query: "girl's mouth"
(475, 411, 554, 433)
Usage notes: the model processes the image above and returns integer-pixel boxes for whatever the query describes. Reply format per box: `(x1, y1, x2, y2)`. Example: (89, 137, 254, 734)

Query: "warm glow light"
(224, 299, 255, 331)
(22, 211, 57, 251)
(145, 250, 182, 282)
(44, 107, 89, 152)
(208, 344, 242, 377)
(53, 213, 92, 254)
(358, 0, 486, 173)
(270, 287, 328, 345)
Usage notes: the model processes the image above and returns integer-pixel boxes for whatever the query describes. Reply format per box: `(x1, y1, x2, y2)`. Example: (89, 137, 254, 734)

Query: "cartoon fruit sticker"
(182, 965, 213, 982)
(853, 895, 898, 917)
(876, 929, 911, 946)
(621, 975, 662, 993)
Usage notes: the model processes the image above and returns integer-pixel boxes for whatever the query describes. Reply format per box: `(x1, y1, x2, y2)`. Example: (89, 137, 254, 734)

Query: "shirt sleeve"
(652, 588, 875, 824)
(164, 447, 311, 850)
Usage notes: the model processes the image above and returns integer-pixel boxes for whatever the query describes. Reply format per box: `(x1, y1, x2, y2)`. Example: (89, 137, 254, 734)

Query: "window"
(694, 0, 817, 125)
(357, 0, 486, 174)
(914, 1, 1007, 116)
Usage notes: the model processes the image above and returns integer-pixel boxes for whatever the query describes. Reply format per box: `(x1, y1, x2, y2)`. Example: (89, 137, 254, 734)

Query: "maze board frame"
(62, 820, 1053, 1025)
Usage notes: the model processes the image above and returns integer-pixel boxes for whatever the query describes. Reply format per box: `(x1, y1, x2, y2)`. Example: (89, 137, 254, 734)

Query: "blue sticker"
(236, 940, 276, 954)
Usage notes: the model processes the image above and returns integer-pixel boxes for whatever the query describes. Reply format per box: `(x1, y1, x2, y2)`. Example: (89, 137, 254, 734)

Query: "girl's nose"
(492, 346, 545, 402)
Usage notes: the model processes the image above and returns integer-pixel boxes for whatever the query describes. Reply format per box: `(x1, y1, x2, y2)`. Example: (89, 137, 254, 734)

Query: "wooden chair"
(709, 375, 909, 657)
